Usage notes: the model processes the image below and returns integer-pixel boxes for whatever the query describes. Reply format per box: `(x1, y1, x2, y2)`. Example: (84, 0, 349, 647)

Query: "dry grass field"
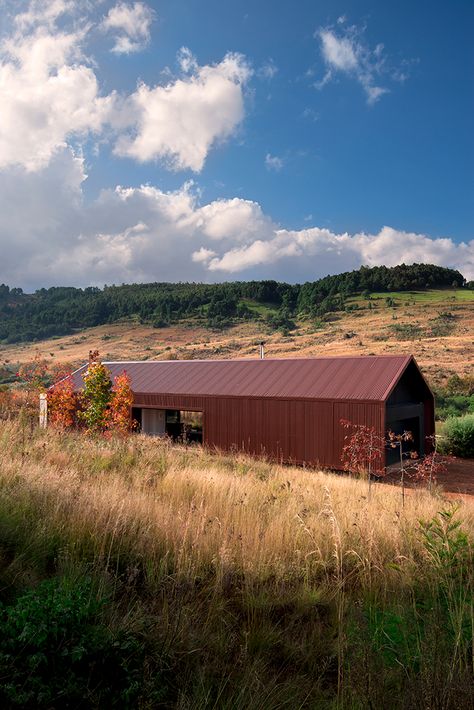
(0, 420, 473, 708)
(3, 421, 472, 586)
(2, 289, 473, 391)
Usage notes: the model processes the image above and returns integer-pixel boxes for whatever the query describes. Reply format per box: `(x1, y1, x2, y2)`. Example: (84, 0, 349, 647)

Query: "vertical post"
(39, 393, 48, 429)
(259, 341, 265, 359)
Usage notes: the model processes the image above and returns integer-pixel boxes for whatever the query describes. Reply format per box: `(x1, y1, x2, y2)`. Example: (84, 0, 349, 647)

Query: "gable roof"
(70, 355, 414, 402)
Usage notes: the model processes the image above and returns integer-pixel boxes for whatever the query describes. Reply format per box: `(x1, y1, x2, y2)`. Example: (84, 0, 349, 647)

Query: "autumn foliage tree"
(78, 361, 112, 432)
(340, 419, 385, 497)
(106, 371, 134, 435)
(409, 452, 447, 490)
(48, 370, 77, 429)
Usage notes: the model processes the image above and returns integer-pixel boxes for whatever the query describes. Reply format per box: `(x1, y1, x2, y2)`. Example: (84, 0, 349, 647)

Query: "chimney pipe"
(259, 341, 265, 359)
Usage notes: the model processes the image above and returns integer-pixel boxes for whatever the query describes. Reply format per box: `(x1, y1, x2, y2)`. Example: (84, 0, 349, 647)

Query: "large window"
(180, 410, 203, 443)
(131, 408, 203, 443)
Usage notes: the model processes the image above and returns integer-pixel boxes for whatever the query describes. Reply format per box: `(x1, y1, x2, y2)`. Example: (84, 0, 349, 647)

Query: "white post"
(259, 341, 265, 359)
(39, 393, 48, 429)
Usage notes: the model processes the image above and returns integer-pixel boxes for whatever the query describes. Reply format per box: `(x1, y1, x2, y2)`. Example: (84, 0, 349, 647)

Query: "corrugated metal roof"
(70, 355, 412, 402)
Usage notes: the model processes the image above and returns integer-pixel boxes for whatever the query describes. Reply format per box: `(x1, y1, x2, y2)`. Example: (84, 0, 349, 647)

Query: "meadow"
(0, 421, 472, 708)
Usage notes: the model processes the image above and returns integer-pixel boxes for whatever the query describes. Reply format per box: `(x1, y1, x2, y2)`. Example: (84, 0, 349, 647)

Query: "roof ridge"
(101, 354, 411, 364)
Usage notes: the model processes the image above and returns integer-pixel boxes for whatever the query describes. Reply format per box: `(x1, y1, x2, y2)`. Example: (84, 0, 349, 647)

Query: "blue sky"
(0, 0, 472, 288)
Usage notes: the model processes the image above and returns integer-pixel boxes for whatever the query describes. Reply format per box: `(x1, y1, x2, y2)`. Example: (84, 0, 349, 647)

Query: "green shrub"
(441, 414, 474, 458)
(434, 388, 474, 420)
(0, 578, 163, 708)
(389, 323, 423, 339)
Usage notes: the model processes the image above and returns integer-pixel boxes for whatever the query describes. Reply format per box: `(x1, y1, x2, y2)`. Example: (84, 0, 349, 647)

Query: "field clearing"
(350, 288, 474, 303)
(1, 289, 472, 389)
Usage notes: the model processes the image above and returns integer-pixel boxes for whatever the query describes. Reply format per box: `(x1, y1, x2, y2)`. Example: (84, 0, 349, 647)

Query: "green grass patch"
(350, 289, 474, 305)
(239, 298, 279, 316)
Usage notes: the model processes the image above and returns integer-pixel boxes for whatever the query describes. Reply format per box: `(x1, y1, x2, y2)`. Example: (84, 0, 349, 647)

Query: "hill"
(0, 263, 469, 344)
(1, 264, 473, 420)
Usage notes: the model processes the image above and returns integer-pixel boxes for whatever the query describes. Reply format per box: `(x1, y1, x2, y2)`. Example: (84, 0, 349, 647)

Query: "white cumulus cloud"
(101, 2, 154, 54)
(114, 51, 251, 171)
(0, 4, 251, 174)
(0, 26, 114, 171)
(0, 150, 472, 290)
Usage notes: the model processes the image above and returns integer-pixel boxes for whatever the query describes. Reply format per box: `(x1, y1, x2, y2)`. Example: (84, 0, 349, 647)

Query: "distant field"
(1, 288, 473, 393)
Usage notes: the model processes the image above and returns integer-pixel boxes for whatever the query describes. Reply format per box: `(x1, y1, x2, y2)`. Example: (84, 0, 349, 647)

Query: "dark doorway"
(131, 407, 142, 432)
(386, 415, 422, 466)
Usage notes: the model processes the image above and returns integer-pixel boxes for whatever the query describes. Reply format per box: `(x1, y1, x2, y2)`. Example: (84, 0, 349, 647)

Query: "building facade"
(70, 355, 435, 471)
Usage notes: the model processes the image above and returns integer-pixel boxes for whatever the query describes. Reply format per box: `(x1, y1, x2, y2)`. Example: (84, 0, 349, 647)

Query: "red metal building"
(71, 355, 435, 471)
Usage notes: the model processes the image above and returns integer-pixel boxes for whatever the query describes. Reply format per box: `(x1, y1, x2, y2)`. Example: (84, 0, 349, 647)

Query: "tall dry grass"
(0, 420, 472, 708)
(1, 420, 472, 591)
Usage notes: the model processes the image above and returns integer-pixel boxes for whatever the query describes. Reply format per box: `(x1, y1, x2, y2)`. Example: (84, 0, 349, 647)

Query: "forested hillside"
(0, 264, 468, 344)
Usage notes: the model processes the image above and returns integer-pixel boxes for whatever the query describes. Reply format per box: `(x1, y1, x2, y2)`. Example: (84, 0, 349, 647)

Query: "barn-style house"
(69, 355, 435, 471)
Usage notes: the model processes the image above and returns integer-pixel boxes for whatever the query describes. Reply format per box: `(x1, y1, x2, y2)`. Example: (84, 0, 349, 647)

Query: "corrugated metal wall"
(134, 392, 385, 470)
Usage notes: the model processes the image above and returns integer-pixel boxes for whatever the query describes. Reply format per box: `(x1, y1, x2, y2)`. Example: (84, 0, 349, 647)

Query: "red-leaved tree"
(48, 369, 77, 429)
(408, 450, 447, 492)
(106, 371, 134, 435)
(340, 419, 385, 497)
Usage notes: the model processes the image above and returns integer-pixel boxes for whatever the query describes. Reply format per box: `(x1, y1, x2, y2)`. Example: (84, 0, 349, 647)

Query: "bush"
(441, 414, 474, 458)
(265, 308, 295, 332)
(0, 578, 159, 708)
(434, 388, 474, 420)
(389, 323, 423, 339)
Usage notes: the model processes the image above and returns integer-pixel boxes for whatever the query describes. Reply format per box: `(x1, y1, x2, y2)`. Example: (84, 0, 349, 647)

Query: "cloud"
(101, 2, 154, 54)
(13, 0, 74, 30)
(114, 51, 251, 171)
(265, 153, 284, 172)
(0, 25, 114, 171)
(257, 59, 278, 80)
(177, 46, 198, 73)
(198, 224, 474, 281)
(319, 30, 358, 72)
(315, 23, 399, 104)
(0, 4, 251, 173)
(0, 150, 472, 290)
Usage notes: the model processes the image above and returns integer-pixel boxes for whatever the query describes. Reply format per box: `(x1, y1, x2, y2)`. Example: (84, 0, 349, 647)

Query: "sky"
(0, 0, 473, 290)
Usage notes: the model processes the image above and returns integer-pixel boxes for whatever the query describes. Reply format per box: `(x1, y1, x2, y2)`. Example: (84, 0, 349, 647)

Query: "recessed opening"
(386, 415, 422, 466)
(133, 408, 203, 444)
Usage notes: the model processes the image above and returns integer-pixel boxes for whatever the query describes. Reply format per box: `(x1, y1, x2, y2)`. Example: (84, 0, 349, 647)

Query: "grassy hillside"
(0, 263, 469, 344)
(0, 421, 472, 708)
(1, 286, 473, 415)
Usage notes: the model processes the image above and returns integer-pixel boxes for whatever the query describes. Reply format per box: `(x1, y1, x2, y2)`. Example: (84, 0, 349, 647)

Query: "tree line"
(0, 263, 468, 344)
